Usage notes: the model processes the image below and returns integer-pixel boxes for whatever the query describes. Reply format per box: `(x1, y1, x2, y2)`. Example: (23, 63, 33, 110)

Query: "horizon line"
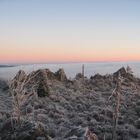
(1, 60, 140, 66)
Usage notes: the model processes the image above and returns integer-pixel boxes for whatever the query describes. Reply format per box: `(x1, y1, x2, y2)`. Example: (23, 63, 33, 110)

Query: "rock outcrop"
(75, 73, 84, 80)
(113, 67, 134, 80)
(10, 68, 68, 97)
(90, 73, 105, 80)
(44, 69, 55, 80)
(26, 69, 50, 97)
(113, 67, 127, 78)
(11, 70, 27, 89)
(55, 68, 67, 82)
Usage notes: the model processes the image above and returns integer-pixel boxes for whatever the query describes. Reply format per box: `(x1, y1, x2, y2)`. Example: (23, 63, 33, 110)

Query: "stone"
(90, 74, 104, 80)
(113, 67, 127, 78)
(26, 69, 50, 97)
(84, 127, 98, 140)
(75, 73, 84, 79)
(55, 68, 67, 82)
(11, 70, 27, 89)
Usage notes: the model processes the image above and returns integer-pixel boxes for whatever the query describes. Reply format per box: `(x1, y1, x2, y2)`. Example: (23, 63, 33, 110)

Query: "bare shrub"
(9, 71, 39, 125)
(108, 72, 123, 140)
(84, 127, 98, 140)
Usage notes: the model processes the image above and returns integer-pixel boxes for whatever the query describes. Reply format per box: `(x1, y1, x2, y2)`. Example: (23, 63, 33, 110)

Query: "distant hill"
(0, 65, 16, 68)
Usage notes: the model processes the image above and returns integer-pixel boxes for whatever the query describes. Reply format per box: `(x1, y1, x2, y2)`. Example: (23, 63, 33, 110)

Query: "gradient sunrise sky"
(0, 0, 140, 64)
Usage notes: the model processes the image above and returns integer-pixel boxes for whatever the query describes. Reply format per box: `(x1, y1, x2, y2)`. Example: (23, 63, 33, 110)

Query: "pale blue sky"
(0, 0, 140, 63)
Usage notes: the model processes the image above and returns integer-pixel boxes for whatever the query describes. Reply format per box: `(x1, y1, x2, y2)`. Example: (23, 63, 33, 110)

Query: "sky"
(0, 0, 140, 64)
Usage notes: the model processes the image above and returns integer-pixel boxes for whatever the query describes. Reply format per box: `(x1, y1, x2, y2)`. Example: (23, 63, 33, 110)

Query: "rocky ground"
(0, 67, 140, 140)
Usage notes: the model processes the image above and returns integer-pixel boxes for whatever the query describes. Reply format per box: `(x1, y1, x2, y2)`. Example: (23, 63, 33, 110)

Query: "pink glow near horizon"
(1, 43, 140, 63)
(1, 1, 140, 63)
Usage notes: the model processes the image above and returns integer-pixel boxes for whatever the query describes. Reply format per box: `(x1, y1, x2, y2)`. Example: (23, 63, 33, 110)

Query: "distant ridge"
(0, 65, 16, 68)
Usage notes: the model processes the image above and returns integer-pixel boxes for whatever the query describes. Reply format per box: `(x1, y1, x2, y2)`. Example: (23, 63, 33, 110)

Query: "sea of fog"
(0, 61, 140, 80)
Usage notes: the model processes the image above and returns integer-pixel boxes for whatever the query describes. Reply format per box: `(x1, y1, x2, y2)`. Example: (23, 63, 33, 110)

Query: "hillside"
(0, 67, 140, 140)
